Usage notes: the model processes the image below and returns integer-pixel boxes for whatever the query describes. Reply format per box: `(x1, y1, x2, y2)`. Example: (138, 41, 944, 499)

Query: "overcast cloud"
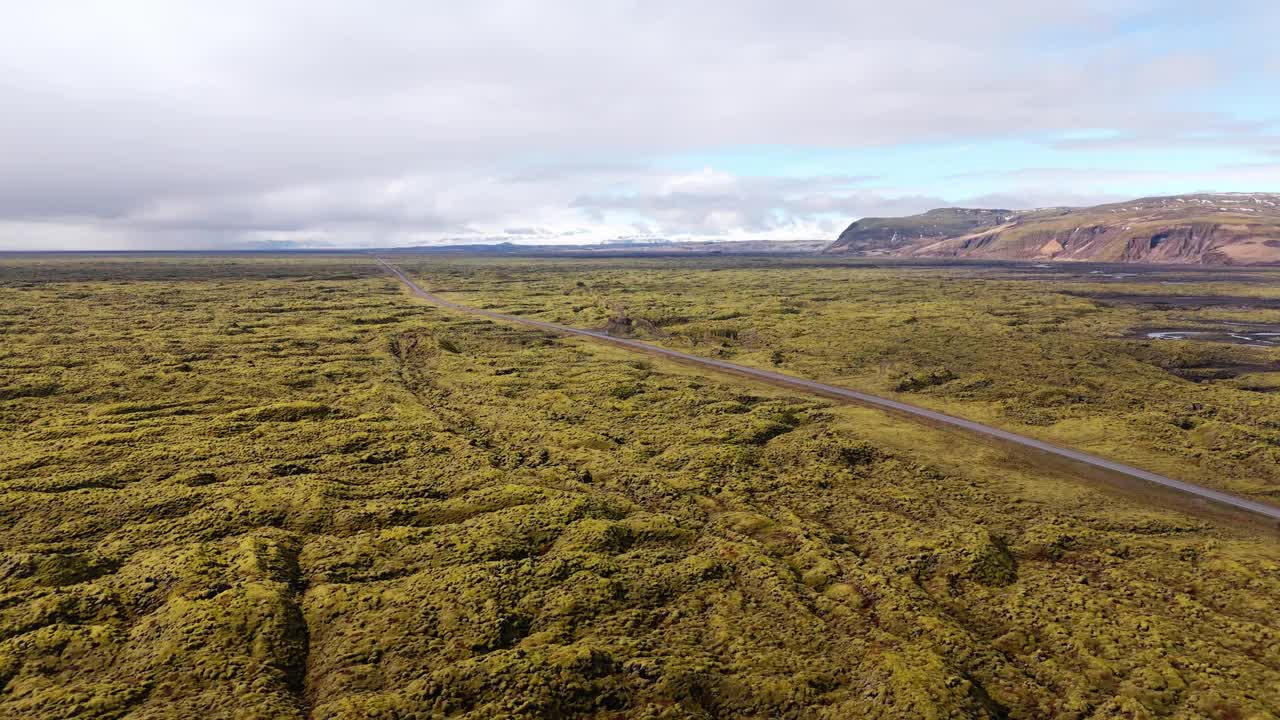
(1, 0, 1278, 249)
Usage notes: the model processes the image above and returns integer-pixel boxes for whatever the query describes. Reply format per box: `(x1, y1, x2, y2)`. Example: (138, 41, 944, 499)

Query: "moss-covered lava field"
(2, 254, 1278, 719)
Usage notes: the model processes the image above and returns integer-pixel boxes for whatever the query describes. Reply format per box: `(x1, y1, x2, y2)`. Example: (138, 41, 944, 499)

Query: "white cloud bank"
(1, 0, 1276, 249)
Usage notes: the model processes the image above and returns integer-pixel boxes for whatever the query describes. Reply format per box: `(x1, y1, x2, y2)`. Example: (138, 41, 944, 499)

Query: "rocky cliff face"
(826, 194, 1280, 265)
(826, 208, 1012, 254)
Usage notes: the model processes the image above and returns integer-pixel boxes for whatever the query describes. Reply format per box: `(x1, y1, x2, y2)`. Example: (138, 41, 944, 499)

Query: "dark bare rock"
(826, 208, 1012, 254)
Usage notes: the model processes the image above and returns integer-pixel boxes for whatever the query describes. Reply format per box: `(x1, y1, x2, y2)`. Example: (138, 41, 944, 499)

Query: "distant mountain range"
(380, 239, 829, 255)
(824, 193, 1280, 264)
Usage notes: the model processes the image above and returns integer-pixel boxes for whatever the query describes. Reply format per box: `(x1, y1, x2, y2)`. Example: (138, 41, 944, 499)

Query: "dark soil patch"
(1074, 292, 1280, 309)
(1167, 364, 1278, 382)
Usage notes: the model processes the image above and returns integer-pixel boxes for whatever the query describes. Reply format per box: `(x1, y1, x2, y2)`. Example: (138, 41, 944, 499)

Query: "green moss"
(231, 401, 336, 422)
(0, 381, 59, 401)
(0, 254, 1277, 719)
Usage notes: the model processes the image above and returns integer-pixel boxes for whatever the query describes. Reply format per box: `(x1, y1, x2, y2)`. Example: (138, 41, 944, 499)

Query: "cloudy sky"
(2, 1, 1278, 250)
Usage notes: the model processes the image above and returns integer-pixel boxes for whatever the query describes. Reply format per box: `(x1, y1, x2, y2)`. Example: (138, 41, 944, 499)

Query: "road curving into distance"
(377, 257, 1280, 527)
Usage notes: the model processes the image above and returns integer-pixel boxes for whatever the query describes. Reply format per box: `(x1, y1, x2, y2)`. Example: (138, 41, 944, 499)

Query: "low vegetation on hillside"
(1, 255, 1278, 719)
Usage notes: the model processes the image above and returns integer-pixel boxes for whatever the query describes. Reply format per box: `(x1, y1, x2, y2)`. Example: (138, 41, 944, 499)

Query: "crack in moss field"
(1, 255, 1278, 719)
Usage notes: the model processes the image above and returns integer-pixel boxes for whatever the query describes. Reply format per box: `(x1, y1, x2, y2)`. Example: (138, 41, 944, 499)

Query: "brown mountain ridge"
(825, 193, 1280, 264)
